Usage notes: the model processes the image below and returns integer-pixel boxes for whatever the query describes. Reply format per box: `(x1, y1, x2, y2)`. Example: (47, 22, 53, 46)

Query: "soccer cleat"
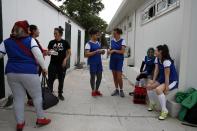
(159, 111, 168, 120)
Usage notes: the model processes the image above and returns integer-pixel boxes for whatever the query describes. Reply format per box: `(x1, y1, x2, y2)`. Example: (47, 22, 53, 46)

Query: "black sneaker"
(111, 89, 119, 96)
(4, 95, 13, 107)
(120, 90, 125, 98)
(58, 94, 65, 101)
(129, 92, 134, 96)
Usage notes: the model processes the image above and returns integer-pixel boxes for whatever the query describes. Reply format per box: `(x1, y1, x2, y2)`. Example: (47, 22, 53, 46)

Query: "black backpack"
(184, 104, 197, 124)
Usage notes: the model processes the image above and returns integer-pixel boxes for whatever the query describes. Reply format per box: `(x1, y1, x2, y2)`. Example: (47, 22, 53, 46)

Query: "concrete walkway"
(0, 60, 196, 131)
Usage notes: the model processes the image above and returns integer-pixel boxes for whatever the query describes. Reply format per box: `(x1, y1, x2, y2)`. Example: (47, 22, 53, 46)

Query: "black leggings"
(90, 72, 102, 91)
(136, 73, 148, 81)
(48, 64, 66, 95)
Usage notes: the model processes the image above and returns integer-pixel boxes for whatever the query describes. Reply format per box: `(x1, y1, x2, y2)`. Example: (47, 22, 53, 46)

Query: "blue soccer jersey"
(155, 57, 178, 84)
(109, 38, 126, 72)
(85, 41, 103, 73)
(144, 56, 155, 75)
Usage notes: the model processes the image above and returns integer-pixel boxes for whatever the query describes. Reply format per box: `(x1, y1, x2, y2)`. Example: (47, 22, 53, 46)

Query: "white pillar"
(179, 0, 197, 90)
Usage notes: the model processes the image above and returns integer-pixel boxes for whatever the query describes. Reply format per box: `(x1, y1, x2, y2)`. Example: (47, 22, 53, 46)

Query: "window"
(142, 11, 149, 22)
(141, 3, 156, 24)
(141, 0, 180, 25)
(124, 25, 127, 31)
(168, 0, 177, 6)
(127, 16, 130, 21)
(128, 22, 132, 28)
(149, 5, 156, 18)
(157, 0, 168, 12)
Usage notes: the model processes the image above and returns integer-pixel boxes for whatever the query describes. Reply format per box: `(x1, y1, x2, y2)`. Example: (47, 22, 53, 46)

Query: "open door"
(77, 30, 81, 65)
(65, 22, 71, 69)
(0, 0, 5, 99)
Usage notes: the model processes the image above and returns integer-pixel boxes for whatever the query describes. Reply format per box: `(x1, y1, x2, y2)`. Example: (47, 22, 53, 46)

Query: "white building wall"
(179, 0, 197, 90)
(124, 0, 184, 84)
(1, 0, 85, 96)
(108, 0, 197, 90)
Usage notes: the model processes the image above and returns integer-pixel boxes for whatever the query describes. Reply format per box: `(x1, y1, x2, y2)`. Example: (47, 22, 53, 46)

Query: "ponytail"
(54, 26, 64, 36)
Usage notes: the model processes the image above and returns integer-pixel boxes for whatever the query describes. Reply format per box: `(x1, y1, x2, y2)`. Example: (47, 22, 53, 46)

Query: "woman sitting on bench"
(146, 44, 178, 120)
(129, 48, 155, 95)
(136, 47, 155, 86)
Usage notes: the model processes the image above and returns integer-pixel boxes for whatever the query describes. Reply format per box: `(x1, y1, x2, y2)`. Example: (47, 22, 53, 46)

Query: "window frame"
(141, 0, 180, 26)
(156, 0, 168, 14)
(141, 2, 156, 25)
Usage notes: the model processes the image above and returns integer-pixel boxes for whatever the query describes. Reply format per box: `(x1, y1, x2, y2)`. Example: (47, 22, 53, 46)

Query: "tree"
(59, 0, 108, 44)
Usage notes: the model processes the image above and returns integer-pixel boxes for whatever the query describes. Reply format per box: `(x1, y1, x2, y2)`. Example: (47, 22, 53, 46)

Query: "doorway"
(65, 22, 71, 69)
(77, 30, 81, 65)
(0, 0, 5, 99)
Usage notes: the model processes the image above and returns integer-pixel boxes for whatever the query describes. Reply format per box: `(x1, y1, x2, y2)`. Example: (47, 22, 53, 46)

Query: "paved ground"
(0, 60, 196, 131)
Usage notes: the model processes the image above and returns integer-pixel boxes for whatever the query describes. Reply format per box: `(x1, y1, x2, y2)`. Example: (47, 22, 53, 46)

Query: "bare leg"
(111, 71, 120, 96)
(112, 71, 118, 89)
(117, 71, 123, 89)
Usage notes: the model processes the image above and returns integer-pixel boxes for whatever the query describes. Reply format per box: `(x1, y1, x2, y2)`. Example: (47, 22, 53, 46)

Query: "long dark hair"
(29, 25, 38, 36)
(157, 44, 172, 63)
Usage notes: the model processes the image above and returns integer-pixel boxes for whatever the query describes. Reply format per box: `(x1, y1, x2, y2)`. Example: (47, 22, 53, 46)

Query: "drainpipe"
(133, 10, 137, 67)
(0, 0, 5, 99)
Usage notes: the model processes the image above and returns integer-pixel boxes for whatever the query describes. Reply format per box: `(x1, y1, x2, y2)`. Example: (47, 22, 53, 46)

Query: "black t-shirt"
(48, 39, 70, 65)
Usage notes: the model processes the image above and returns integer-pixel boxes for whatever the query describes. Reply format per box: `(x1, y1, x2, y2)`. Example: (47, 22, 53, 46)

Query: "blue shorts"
(89, 63, 103, 74)
(110, 58, 124, 72)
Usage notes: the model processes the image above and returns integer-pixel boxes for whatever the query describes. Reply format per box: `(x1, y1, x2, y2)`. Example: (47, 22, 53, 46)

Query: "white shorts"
(169, 81, 178, 90)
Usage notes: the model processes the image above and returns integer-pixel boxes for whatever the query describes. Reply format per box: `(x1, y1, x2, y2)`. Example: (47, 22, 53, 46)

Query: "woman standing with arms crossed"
(0, 21, 51, 131)
(48, 26, 71, 101)
(108, 28, 126, 97)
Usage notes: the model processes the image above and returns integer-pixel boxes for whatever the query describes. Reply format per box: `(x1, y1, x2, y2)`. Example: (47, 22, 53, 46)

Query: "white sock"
(158, 93, 168, 112)
(147, 90, 155, 104)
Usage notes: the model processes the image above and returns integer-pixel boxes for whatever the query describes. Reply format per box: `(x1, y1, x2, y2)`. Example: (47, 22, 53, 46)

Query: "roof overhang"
(106, 0, 145, 32)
